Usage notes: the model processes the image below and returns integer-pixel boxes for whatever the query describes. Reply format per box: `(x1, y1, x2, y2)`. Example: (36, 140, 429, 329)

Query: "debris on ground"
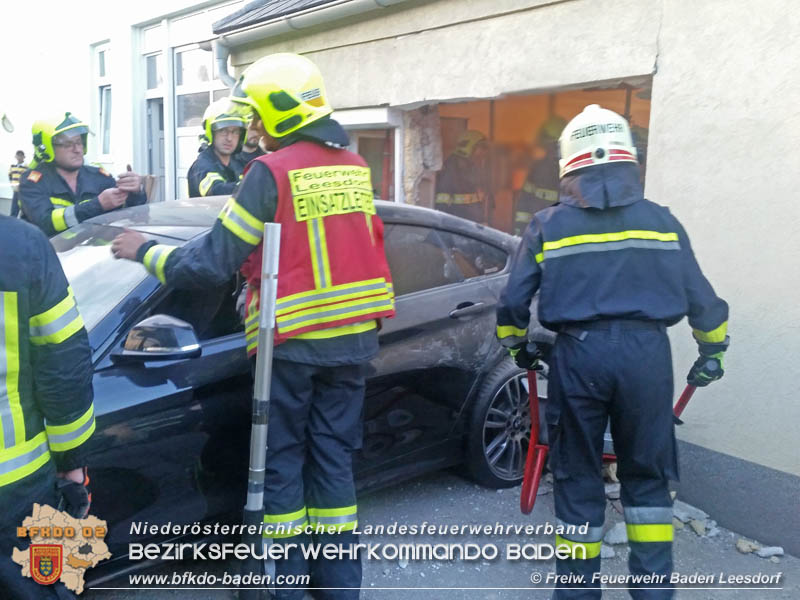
(604, 482, 621, 500)
(735, 538, 760, 554)
(601, 544, 616, 559)
(604, 522, 628, 545)
(756, 546, 784, 559)
(689, 519, 707, 536)
(673, 518, 684, 530)
(673, 499, 709, 523)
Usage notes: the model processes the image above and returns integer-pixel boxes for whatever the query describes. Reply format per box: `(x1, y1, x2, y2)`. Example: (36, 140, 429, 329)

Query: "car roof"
(81, 196, 517, 249)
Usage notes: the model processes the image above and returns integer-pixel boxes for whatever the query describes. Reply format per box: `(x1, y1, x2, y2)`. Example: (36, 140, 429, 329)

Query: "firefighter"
(111, 52, 395, 599)
(496, 104, 729, 599)
(18, 112, 146, 237)
(235, 124, 267, 165)
(0, 122, 95, 597)
(8, 150, 27, 217)
(187, 98, 248, 198)
(434, 129, 489, 224)
(512, 115, 566, 235)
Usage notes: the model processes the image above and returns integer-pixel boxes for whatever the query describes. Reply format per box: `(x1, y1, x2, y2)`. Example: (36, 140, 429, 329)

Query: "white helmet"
(558, 104, 637, 177)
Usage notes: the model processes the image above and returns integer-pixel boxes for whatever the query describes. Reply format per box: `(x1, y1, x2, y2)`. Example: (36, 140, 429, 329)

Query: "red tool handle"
(673, 384, 697, 419)
(521, 370, 549, 515)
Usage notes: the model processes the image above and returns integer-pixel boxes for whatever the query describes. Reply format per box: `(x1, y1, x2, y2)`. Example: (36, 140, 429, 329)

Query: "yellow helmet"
(202, 97, 248, 149)
(453, 130, 487, 158)
(230, 53, 332, 138)
(537, 115, 567, 144)
(31, 112, 89, 163)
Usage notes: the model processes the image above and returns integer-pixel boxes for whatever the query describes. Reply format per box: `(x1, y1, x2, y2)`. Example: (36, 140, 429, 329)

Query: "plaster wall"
(230, 0, 799, 476)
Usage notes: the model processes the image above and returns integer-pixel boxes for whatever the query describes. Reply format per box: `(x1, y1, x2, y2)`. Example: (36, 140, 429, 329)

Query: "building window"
(95, 43, 112, 158)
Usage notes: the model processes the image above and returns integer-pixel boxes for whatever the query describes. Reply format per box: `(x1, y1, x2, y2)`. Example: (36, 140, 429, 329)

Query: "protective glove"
(56, 467, 91, 519)
(687, 351, 725, 387)
(508, 342, 540, 370)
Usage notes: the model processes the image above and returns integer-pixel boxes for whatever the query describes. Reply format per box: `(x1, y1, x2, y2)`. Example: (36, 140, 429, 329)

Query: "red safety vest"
(241, 141, 395, 354)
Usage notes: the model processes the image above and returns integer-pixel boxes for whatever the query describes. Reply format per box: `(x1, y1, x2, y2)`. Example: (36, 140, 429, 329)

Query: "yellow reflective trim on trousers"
(496, 325, 528, 339)
(626, 523, 674, 543)
(0, 431, 51, 487)
(219, 198, 263, 245)
(2, 292, 25, 448)
(264, 507, 307, 523)
(263, 508, 308, 539)
(693, 321, 728, 344)
(308, 505, 357, 518)
(51, 208, 68, 232)
(555, 535, 601, 559)
(293, 320, 377, 340)
(543, 230, 679, 252)
(199, 172, 226, 196)
(276, 293, 394, 334)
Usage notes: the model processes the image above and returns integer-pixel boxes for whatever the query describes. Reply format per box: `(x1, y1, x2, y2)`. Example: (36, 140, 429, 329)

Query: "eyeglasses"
(53, 138, 84, 150)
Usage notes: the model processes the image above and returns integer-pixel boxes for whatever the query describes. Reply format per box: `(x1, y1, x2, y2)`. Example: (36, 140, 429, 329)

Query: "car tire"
(465, 357, 548, 489)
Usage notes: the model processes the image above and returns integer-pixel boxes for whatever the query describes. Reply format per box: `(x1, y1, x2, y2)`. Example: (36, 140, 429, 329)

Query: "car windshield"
(51, 224, 174, 331)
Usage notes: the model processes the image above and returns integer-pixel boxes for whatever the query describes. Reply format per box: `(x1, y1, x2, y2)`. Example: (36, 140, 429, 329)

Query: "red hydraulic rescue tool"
(520, 366, 699, 514)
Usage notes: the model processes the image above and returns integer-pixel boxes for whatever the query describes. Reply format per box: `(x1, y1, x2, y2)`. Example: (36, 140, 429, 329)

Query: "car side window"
(384, 224, 463, 296)
(436, 230, 508, 279)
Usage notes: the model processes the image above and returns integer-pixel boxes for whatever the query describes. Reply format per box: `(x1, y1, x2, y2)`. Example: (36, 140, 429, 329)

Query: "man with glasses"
(19, 112, 146, 237)
(188, 98, 248, 198)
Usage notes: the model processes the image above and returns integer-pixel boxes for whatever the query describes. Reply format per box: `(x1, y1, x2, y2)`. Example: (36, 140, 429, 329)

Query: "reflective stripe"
(515, 211, 533, 223)
(543, 238, 680, 261)
(308, 505, 358, 530)
(693, 321, 728, 344)
(276, 278, 391, 315)
(294, 320, 376, 340)
(543, 230, 679, 252)
(263, 508, 308, 539)
(29, 288, 84, 346)
(308, 505, 357, 518)
(1, 293, 24, 449)
(276, 294, 394, 334)
(307, 219, 332, 289)
(496, 325, 527, 340)
(623, 506, 673, 525)
(49, 197, 73, 207)
(435, 193, 481, 205)
(63, 205, 78, 228)
(626, 523, 674, 543)
(199, 172, 226, 196)
(219, 198, 263, 245)
(51, 208, 68, 232)
(0, 431, 51, 487)
(143, 245, 177, 284)
(556, 519, 604, 543)
(555, 534, 601, 559)
(45, 405, 95, 452)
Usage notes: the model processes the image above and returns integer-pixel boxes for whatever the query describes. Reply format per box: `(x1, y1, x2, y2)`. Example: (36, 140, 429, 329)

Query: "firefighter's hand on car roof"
(509, 342, 540, 370)
(112, 229, 147, 260)
(687, 352, 725, 387)
(56, 467, 92, 519)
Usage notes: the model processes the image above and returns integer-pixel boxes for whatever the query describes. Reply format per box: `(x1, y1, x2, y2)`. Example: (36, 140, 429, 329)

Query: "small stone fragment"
(600, 544, 616, 559)
(604, 522, 628, 545)
(672, 518, 684, 530)
(689, 519, 706, 536)
(756, 546, 784, 559)
(605, 483, 621, 500)
(735, 539, 759, 554)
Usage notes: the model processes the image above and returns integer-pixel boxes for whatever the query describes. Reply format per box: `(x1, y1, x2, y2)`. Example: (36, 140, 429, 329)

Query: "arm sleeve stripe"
(199, 172, 226, 196)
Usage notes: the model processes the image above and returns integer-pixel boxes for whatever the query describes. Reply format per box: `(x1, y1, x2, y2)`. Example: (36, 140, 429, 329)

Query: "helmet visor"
(211, 116, 248, 131)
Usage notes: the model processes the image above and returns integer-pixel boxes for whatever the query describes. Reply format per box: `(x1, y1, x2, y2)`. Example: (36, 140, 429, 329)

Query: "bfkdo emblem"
(30, 544, 62, 585)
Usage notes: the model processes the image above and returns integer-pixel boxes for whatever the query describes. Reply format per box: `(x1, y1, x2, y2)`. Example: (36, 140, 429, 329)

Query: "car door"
(356, 222, 504, 487)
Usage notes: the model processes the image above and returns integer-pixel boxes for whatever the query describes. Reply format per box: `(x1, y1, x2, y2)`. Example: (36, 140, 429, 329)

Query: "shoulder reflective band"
(29, 287, 84, 346)
(308, 505, 358, 532)
(45, 404, 95, 452)
(142, 245, 177, 284)
(263, 507, 308, 539)
(693, 321, 728, 344)
(288, 165, 375, 222)
(1, 292, 25, 450)
(0, 431, 51, 487)
(219, 197, 263, 246)
(536, 230, 680, 264)
(199, 172, 226, 196)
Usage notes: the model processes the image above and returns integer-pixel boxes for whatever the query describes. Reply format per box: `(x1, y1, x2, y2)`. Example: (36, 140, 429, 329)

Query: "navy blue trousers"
(547, 321, 677, 600)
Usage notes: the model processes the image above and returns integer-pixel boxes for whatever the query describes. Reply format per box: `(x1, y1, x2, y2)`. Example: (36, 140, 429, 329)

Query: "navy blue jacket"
(0, 216, 94, 489)
(187, 147, 245, 198)
(19, 162, 147, 237)
(497, 163, 729, 348)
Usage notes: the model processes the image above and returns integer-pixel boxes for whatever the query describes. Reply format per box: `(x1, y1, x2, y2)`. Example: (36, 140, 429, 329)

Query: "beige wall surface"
(646, 0, 800, 476)
(231, 0, 800, 476)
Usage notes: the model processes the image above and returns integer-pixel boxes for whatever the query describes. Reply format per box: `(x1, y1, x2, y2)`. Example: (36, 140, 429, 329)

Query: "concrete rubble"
(604, 522, 628, 545)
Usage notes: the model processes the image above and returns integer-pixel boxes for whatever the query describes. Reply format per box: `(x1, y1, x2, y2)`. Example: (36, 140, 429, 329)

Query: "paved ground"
(86, 471, 798, 599)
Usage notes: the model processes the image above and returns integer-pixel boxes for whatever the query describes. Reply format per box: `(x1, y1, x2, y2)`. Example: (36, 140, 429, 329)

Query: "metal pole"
(240, 223, 281, 599)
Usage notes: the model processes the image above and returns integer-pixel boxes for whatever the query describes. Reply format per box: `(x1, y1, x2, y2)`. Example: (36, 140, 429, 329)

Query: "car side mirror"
(112, 314, 201, 362)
